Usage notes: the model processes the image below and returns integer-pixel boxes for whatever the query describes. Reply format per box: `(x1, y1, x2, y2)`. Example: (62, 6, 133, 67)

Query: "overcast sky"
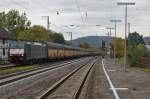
(0, 0, 150, 40)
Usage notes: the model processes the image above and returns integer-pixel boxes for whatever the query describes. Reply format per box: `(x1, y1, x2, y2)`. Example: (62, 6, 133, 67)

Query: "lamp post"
(66, 32, 73, 45)
(106, 27, 114, 57)
(110, 20, 121, 63)
(117, 2, 135, 71)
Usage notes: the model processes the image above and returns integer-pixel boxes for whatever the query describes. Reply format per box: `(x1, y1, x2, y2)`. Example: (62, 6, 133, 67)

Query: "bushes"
(112, 37, 125, 58)
(127, 44, 148, 67)
(127, 32, 149, 67)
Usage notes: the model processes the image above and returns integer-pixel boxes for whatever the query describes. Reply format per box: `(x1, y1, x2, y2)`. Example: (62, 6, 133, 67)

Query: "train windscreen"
(10, 43, 24, 49)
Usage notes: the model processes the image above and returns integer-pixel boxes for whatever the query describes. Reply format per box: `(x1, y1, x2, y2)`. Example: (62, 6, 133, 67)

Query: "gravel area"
(104, 58, 150, 99)
(0, 57, 86, 78)
(0, 57, 92, 99)
(46, 58, 95, 99)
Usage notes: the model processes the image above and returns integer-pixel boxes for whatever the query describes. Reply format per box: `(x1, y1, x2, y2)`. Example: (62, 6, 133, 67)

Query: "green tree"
(127, 32, 145, 47)
(127, 32, 147, 66)
(0, 10, 31, 37)
(18, 25, 65, 43)
(127, 44, 147, 66)
(18, 25, 49, 41)
(49, 33, 65, 44)
(0, 10, 66, 43)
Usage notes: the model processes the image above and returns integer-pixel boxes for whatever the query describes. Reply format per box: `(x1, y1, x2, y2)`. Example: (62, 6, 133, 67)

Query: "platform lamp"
(117, 2, 135, 71)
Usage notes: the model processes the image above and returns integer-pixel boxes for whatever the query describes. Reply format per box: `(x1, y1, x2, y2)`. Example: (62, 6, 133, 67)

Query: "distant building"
(145, 45, 150, 50)
(0, 27, 16, 61)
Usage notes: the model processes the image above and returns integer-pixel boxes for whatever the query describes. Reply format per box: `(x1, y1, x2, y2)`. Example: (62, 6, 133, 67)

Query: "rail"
(0, 58, 90, 86)
(72, 60, 96, 99)
(37, 59, 97, 99)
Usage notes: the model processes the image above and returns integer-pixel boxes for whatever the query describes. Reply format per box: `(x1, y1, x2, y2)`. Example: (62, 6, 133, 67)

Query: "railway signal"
(105, 27, 114, 57)
(106, 27, 114, 37)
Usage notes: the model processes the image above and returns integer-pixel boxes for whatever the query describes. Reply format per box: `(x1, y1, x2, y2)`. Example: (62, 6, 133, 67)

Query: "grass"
(116, 58, 150, 73)
(0, 60, 6, 64)
(116, 57, 132, 66)
(0, 60, 10, 64)
(142, 68, 150, 73)
(116, 58, 124, 65)
(0, 64, 40, 75)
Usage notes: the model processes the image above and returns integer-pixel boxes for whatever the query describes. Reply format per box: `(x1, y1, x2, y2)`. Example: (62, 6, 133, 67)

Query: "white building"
(145, 45, 150, 51)
(0, 27, 16, 61)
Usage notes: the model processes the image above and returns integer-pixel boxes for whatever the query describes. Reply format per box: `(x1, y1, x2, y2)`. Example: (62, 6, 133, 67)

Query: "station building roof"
(0, 27, 16, 40)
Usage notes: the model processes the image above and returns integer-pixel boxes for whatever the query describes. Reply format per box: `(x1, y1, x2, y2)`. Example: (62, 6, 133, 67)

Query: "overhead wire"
(74, 0, 86, 25)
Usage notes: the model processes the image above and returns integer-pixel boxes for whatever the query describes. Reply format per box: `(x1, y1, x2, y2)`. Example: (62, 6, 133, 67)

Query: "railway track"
(0, 57, 92, 86)
(0, 58, 83, 70)
(0, 57, 95, 98)
(0, 57, 88, 80)
(37, 58, 97, 99)
(0, 64, 16, 69)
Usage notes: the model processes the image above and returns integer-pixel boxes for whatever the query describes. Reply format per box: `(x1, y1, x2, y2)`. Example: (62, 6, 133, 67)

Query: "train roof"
(45, 41, 92, 52)
(0, 27, 16, 40)
(10, 41, 47, 47)
(10, 40, 97, 52)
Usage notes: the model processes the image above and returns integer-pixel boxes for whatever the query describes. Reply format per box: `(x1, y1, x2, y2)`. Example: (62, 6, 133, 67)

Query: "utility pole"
(117, 2, 135, 72)
(42, 16, 50, 30)
(66, 32, 72, 45)
(110, 20, 121, 63)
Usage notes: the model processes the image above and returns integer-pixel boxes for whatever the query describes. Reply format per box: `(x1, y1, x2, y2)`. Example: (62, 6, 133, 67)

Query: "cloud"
(0, 0, 150, 40)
